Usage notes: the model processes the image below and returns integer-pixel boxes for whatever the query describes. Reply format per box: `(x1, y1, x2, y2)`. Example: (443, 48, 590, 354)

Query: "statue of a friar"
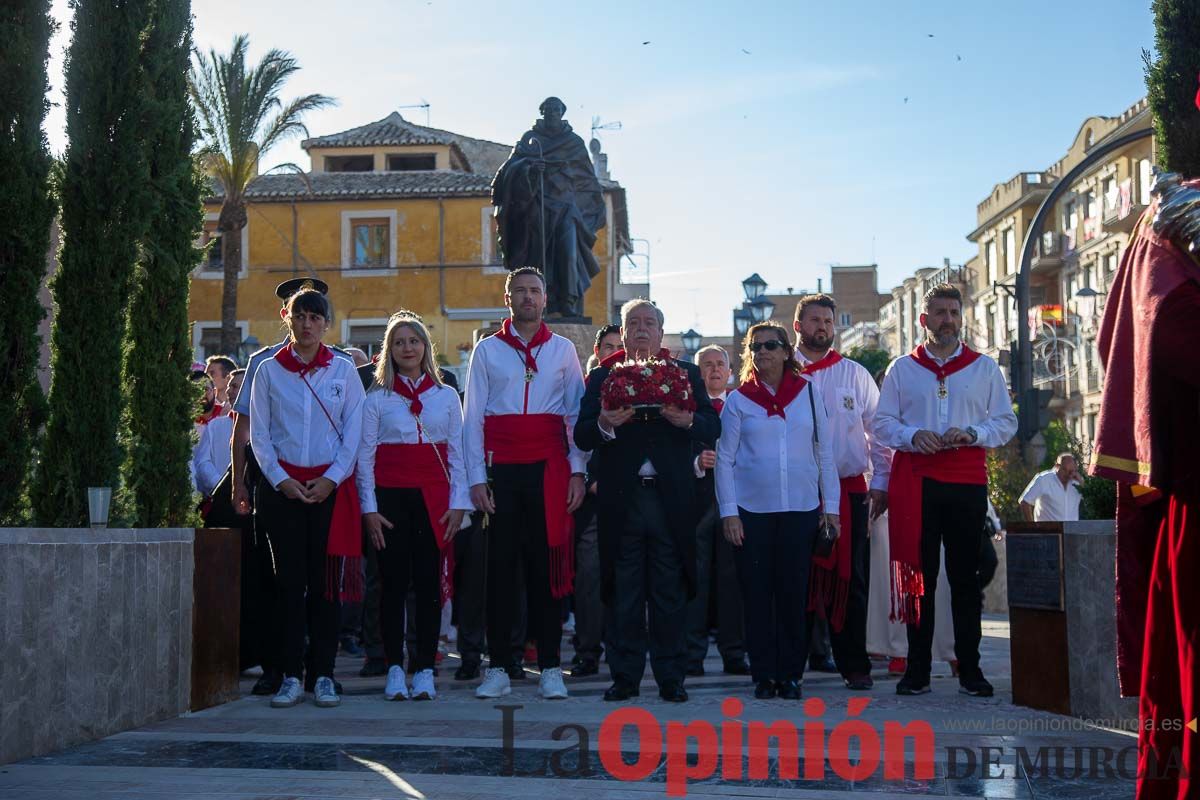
(492, 97, 606, 319)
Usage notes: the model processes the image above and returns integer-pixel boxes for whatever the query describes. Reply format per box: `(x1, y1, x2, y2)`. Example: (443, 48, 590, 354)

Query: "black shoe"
(339, 636, 364, 657)
(685, 663, 705, 677)
(604, 681, 640, 701)
(896, 672, 932, 695)
(658, 683, 688, 702)
(358, 657, 387, 678)
(723, 658, 750, 676)
(753, 680, 776, 699)
(570, 652, 583, 666)
(844, 672, 874, 690)
(959, 674, 994, 697)
(776, 679, 802, 700)
(251, 670, 281, 696)
(808, 654, 838, 673)
(454, 660, 480, 681)
(571, 660, 599, 677)
(505, 664, 526, 680)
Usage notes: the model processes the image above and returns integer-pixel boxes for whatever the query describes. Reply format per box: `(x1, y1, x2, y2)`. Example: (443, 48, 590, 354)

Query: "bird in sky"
(642, 40, 651, 45)
(742, 48, 752, 54)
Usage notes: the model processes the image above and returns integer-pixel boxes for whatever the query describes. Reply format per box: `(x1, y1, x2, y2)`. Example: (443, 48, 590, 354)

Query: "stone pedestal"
(1007, 520, 1138, 729)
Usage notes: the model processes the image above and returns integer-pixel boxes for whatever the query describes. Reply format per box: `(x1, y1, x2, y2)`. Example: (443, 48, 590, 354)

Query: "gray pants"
(573, 512, 604, 663)
(608, 485, 688, 688)
(686, 502, 745, 668)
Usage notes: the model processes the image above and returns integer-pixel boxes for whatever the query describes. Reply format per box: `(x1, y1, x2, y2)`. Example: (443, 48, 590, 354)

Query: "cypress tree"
(119, 0, 203, 527)
(1145, 0, 1200, 175)
(0, 0, 56, 524)
(33, 0, 153, 526)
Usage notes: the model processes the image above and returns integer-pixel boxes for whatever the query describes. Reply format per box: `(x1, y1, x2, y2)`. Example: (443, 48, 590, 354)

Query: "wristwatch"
(966, 426, 979, 444)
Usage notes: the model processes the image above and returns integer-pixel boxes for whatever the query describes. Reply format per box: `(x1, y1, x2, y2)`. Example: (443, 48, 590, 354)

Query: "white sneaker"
(384, 665, 409, 701)
(314, 676, 340, 708)
(411, 669, 436, 700)
(270, 676, 303, 708)
(539, 667, 568, 700)
(475, 667, 511, 699)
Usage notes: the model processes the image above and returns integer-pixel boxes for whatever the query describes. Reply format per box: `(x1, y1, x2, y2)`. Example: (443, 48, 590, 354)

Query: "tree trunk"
(218, 199, 247, 354)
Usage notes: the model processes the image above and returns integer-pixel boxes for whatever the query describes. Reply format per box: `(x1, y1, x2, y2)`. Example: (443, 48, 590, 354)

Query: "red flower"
(601, 357, 696, 412)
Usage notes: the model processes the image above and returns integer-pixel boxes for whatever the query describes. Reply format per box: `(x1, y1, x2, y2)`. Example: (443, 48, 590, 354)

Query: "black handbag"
(809, 382, 837, 558)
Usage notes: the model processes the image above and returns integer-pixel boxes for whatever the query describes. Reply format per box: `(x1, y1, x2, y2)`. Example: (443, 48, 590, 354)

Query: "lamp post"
(742, 273, 767, 302)
(1073, 286, 1106, 322)
(747, 296, 776, 323)
(680, 328, 702, 362)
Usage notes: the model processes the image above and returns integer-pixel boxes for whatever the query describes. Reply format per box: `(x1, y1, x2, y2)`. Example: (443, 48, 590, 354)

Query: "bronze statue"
(492, 97, 606, 319)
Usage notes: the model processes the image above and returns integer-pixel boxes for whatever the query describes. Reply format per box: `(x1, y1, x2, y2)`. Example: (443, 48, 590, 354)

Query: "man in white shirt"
(874, 283, 1016, 699)
(793, 294, 892, 691)
(1020, 453, 1083, 522)
(463, 267, 587, 701)
(685, 345, 748, 677)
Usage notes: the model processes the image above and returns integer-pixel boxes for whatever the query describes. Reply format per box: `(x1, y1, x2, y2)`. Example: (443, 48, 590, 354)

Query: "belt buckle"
(639, 475, 657, 488)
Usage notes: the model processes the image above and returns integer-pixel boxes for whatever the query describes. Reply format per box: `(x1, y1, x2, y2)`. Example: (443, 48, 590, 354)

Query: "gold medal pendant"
(524, 369, 535, 383)
(937, 380, 948, 400)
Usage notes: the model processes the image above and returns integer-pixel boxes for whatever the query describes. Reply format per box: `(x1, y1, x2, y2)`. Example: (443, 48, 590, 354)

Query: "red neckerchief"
(599, 347, 673, 369)
(392, 372, 436, 416)
(493, 319, 552, 372)
(736, 369, 806, 418)
(909, 343, 980, 381)
(801, 349, 844, 375)
(273, 342, 334, 377)
(195, 403, 223, 425)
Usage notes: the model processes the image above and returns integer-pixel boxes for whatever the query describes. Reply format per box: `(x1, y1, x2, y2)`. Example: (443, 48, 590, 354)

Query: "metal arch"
(1015, 126, 1153, 439)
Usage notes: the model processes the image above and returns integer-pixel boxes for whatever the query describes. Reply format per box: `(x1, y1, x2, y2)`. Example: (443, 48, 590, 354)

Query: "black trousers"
(733, 507, 818, 684)
(361, 531, 385, 660)
(256, 477, 341, 680)
(905, 479, 988, 679)
(573, 501, 605, 663)
(687, 502, 745, 667)
(374, 488, 442, 672)
(609, 484, 689, 688)
(486, 462, 561, 669)
(823, 492, 872, 677)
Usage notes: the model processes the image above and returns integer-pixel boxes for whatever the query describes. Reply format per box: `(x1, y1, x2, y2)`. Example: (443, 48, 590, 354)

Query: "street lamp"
(747, 296, 776, 323)
(742, 273, 767, 302)
(681, 328, 702, 361)
(733, 308, 752, 336)
(1073, 286, 1106, 322)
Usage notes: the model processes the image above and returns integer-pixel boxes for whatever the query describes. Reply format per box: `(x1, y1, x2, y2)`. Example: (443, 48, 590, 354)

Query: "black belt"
(637, 475, 658, 488)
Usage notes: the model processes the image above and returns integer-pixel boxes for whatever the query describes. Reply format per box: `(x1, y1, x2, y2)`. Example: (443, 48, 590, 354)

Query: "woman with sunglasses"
(716, 321, 839, 700)
(250, 288, 366, 710)
(357, 313, 471, 702)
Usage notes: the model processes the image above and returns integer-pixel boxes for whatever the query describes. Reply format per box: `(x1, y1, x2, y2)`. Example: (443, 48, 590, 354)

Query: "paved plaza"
(0, 616, 1136, 799)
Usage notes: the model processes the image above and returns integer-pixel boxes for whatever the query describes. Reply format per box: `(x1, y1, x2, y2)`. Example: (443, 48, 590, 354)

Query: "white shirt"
(356, 379, 473, 515)
(193, 413, 234, 496)
(462, 329, 587, 486)
(874, 344, 1017, 452)
(234, 339, 354, 417)
(798, 351, 892, 490)
(715, 381, 841, 518)
(249, 353, 365, 489)
(1019, 469, 1081, 522)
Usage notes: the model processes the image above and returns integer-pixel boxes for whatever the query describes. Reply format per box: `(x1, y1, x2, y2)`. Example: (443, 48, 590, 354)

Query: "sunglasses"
(749, 340, 786, 353)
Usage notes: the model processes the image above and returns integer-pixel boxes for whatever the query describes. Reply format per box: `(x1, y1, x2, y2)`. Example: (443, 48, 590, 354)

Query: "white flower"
(626, 386, 636, 396)
(641, 368, 652, 377)
(660, 384, 670, 393)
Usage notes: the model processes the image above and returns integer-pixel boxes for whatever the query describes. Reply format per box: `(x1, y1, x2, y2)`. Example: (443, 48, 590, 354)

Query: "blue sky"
(45, 0, 1155, 336)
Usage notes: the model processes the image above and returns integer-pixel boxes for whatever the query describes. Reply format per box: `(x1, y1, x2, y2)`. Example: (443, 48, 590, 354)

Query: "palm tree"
(189, 34, 334, 353)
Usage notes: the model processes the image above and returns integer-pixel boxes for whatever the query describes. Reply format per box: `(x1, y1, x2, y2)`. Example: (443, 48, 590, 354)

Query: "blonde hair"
(372, 312, 444, 390)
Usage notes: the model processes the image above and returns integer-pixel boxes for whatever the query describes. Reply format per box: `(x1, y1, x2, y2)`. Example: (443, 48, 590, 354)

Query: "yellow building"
(188, 112, 632, 376)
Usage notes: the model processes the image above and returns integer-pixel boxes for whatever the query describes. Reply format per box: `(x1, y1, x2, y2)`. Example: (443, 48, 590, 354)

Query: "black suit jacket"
(574, 359, 720, 600)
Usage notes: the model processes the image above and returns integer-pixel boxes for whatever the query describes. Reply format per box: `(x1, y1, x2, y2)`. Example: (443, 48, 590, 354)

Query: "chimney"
(786, 287, 793, 295)
(817, 278, 823, 292)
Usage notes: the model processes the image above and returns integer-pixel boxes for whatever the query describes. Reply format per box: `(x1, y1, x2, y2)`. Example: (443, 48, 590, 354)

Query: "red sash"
(484, 413, 574, 598)
(736, 369, 806, 418)
(375, 443, 457, 603)
(887, 447, 986, 624)
(808, 474, 867, 631)
(279, 460, 363, 603)
(909, 343, 980, 381)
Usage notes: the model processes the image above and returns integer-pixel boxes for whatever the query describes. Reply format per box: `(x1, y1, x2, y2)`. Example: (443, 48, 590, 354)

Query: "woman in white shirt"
(249, 288, 365, 710)
(717, 322, 840, 701)
(357, 313, 471, 702)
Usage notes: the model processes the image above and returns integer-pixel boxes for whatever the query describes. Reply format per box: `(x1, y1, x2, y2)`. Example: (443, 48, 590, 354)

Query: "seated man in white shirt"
(1019, 453, 1083, 522)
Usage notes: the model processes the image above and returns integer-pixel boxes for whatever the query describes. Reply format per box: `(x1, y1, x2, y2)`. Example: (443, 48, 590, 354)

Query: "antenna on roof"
(591, 115, 622, 138)
(397, 101, 432, 126)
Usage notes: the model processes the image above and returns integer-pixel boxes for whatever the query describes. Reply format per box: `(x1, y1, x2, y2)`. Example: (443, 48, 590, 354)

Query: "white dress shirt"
(715, 381, 841, 518)
(1019, 469, 1082, 522)
(462, 329, 587, 486)
(356, 379, 473, 515)
(233, 340, 354, 417)
(799, 351, 892, 490)
(249, 353, 365, 489)
(193, 413, 234, 496)
(873, 344, 1017, 452)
